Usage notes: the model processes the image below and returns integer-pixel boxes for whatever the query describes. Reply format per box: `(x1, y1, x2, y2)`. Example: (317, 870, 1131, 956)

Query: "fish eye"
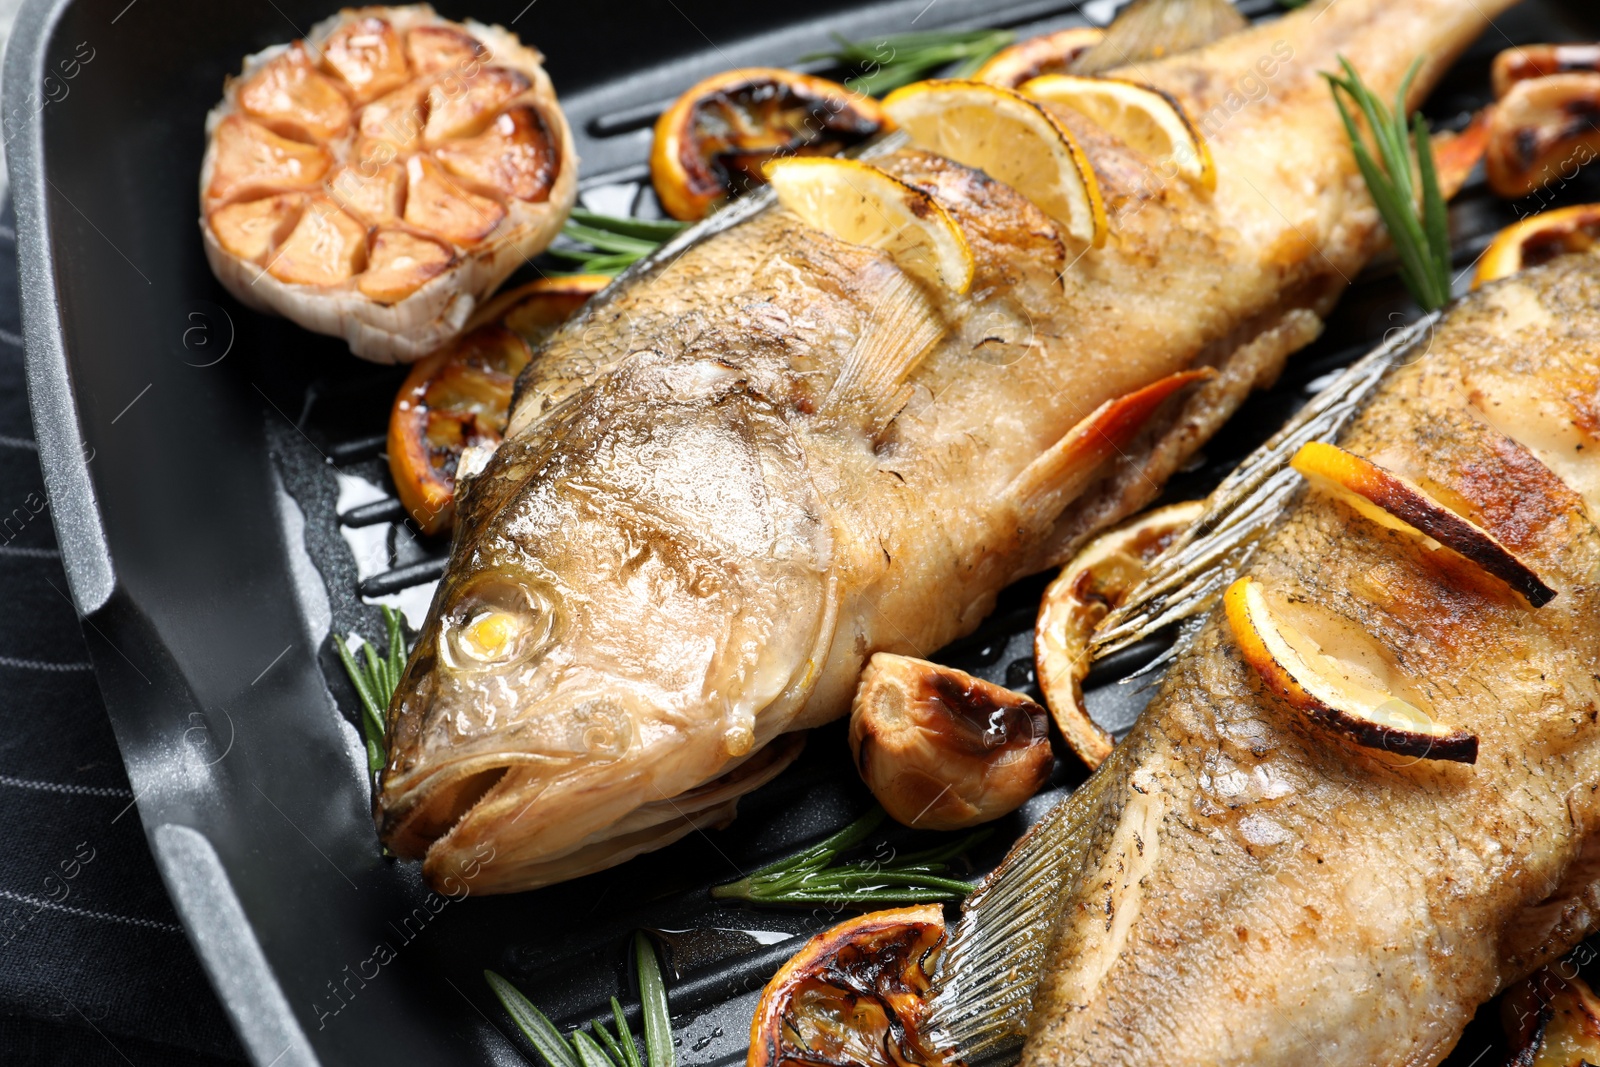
(440, 580, 558, 670)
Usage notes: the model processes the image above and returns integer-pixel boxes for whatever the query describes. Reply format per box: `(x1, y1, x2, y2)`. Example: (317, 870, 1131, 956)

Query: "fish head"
(377, 352, 836, 892)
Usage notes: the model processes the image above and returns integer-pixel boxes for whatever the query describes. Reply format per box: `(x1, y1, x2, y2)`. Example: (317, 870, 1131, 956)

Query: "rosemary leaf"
(752, 888, 965, 905)
(559, 222, 659, 256)
(571, 1030, 619, 1067)
(485, 971, 582, 1067)
(635, 933, 674, 1067)
(489, 936, 673, 1067)
(553, 210, 687, 276)
(1325, 56, 1452, 311)
(335, 605, 408, 774)
(610, 997, 644, 1067)
(803, 28, 1014, 97)
(710, 807, 982, 906)
(588, 1018, 628, 1067)
(570, 208, 688, 242)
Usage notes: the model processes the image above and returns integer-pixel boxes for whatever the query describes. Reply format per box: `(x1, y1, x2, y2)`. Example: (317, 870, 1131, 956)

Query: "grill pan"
(7, 0, 1600, 1063)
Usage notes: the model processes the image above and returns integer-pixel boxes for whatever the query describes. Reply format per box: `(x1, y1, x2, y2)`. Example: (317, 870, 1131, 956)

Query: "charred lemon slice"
(1035, 500, 1204, 770)
(1291, 441, 1555, 607)
(749, 906, 956, 1067)
(972, 27, 1106, 89)
(650, 67, 891, 222)
(388, 275, 607, 534)
(1474, 203, 1600, 288)
(1225, 577, 1478, 764)
(880, 80, 1108, 246)
(1020, 74, 1215, 191)
(764, 157, 975, 293)
(200, 6, 577, 363)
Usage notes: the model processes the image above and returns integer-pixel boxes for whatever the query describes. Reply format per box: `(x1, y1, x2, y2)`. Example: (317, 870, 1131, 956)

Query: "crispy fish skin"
(1021, 256, 1600, 1067)
(376, 0, 1513, 893)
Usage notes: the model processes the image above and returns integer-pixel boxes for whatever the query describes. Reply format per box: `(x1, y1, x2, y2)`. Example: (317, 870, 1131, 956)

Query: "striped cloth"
(0, 202, 244, 1065)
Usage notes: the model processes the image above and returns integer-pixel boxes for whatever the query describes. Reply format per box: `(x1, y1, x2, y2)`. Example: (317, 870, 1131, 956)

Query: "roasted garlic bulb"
(199, 5, 576, 363)
(849, 653, 1053, 831)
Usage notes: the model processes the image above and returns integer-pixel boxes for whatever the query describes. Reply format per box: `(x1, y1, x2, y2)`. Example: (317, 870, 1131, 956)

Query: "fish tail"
(927, 752, 1125, 1061)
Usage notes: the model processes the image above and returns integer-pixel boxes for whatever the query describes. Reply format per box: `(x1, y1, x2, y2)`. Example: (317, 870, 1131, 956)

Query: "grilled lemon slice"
(1021, 74, 1215, 192)
(972, 27, 1106, 89)
(651, 68, 890, 222)
(1225, 576, 1477, 764)
(880, 79, 1108, 247)
(1474, 203, 1600, 288)
(389, 275, 608, 534)
(764, 157, 975, 293)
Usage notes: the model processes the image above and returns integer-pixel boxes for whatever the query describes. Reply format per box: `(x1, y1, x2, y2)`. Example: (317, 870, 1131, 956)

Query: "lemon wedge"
(880, 79, 1108, 247)
(1020, 74, 1215, 192)
(1224, 577, 1477, 764)
(764, 156, 976, 293)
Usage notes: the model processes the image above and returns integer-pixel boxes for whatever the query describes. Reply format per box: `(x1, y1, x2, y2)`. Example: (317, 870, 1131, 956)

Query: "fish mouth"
(379, 734, 808, 894)
(380, 757, 514, 862)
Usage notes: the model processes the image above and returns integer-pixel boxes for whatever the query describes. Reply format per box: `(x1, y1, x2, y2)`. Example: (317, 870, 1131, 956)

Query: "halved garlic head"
(1035, 500, 1204, 770)
(1225, 577, 1477, 764)
(849, 652, 1053, 831)
(199, 5, 577, 363)
(1291, 441, 1556, 607)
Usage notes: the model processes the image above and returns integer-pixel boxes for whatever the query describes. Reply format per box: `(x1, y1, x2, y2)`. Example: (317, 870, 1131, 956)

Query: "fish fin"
(821, 264, 944, 436)
(927, 755, 1123, 1062)
(1089, 311, 1442, 661)
(1432, 107, 1491, 201)
(1072, 0, 1247, 75)
(1005, 369, 1213, 531)
(1021, 308, 1325, 580)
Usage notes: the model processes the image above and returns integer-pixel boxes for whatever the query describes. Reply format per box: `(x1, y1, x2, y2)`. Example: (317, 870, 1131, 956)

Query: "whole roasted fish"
(923, 254, 1600, 1067)
(375, 0, 1514, 893)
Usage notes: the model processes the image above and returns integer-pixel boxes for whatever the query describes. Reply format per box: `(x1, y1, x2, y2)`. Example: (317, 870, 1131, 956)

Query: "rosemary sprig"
(488, 932, 675, 1067)
(553, 209, 688, 275)
(711, 807, 984, 906)
(1325, 56, 1453, 311)
(804, 28, 1015, 97)
(334, 605, 406, 775)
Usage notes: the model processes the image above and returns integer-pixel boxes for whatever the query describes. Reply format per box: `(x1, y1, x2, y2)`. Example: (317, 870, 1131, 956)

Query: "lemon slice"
(1020, 74, 1215, 192)
(1291, 441, 1555, 606)
(1224, 577, 1477, 764)
(880, 79, 1108, 247)
(1035, 500, 1204, 771)
(764, 156, 975, 293)
(1473, 203, 1600, 289)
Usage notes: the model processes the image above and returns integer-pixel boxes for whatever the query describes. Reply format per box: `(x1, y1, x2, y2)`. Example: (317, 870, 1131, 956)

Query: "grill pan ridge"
(7, 0, 1600, 1064)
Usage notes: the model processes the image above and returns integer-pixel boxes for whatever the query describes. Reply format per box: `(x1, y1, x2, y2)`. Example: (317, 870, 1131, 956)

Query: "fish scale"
(375, 0, 1518, 900)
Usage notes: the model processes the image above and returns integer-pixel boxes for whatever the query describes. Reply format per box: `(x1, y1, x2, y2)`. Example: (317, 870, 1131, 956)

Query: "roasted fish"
(375, 0, 1513, 893)
(924, 252, 1600, 1067)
